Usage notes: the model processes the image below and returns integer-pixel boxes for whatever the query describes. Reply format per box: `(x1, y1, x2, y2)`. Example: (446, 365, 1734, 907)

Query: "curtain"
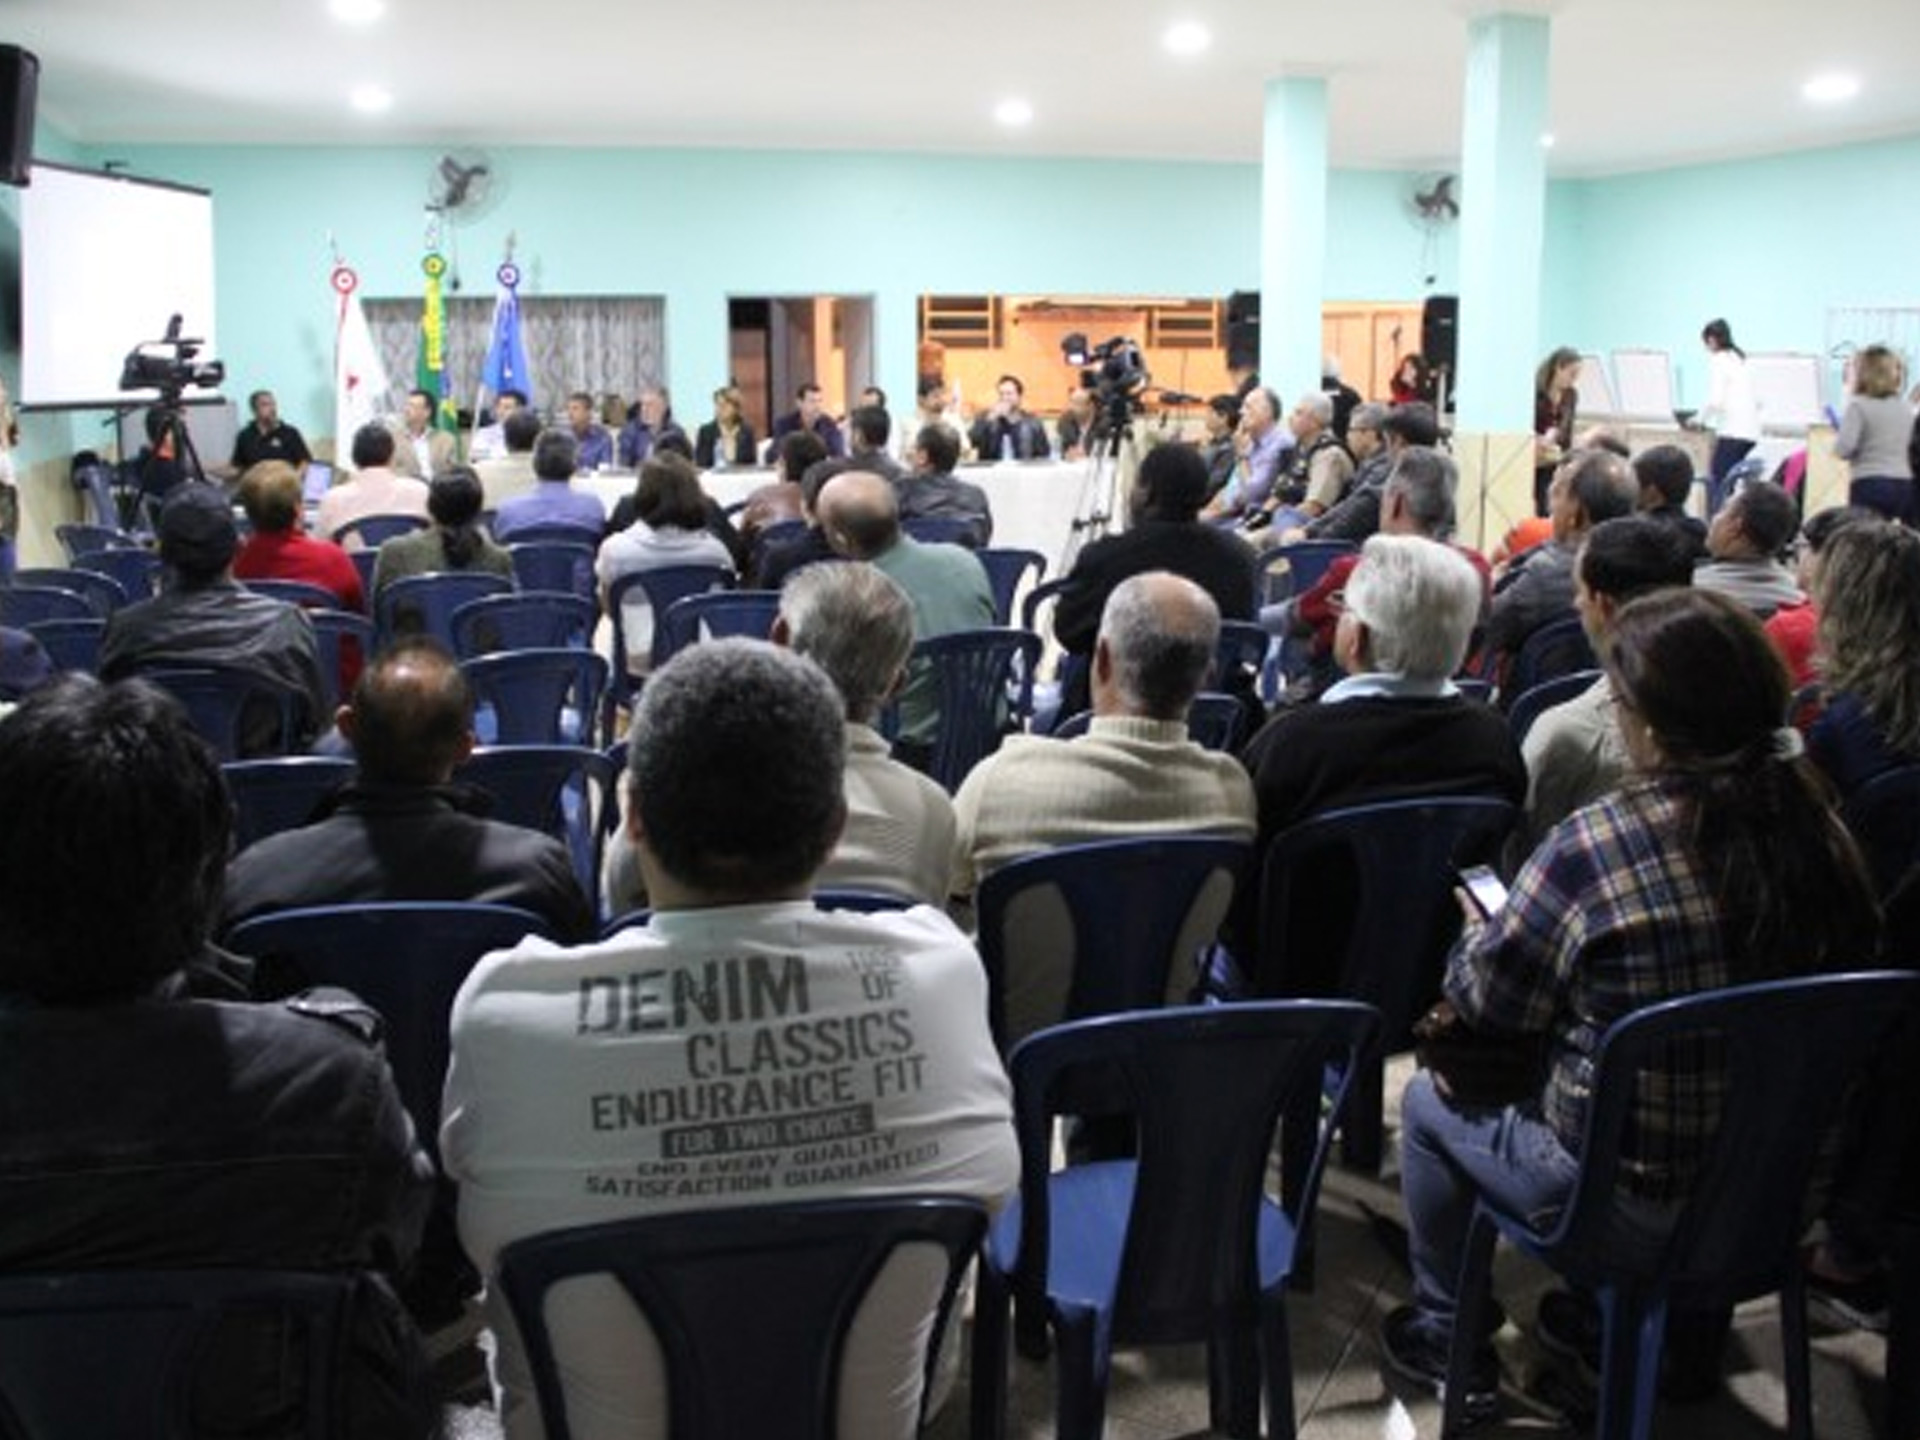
(365, 295, 667, 422)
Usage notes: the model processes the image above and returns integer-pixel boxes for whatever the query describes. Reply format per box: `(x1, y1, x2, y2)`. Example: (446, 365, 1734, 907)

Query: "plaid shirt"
(1445, 778, 1731, 1201)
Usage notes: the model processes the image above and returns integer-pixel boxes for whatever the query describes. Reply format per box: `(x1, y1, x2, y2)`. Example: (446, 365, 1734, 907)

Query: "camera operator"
(968, 375, 1052, 462)
(1056, 387, 1100, 461)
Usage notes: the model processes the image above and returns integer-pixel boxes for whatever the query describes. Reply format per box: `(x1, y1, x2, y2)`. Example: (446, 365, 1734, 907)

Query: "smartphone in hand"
(1458, 865, 1509, 918)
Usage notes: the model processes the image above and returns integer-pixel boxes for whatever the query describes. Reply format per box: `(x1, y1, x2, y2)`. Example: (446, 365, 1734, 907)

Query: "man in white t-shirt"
(443, 638, 1015, 1440)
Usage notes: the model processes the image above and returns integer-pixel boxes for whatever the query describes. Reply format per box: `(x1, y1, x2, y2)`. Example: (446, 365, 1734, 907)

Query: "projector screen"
(18, 163, 219, 411)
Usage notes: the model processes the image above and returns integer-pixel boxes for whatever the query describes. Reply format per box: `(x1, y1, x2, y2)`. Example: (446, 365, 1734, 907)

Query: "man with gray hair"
(951, 570, 1256, 900)
(445, 638, 1015, 1438)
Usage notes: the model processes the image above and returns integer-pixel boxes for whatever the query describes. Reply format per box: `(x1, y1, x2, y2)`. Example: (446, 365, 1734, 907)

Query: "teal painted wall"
(1547, 133, 1920, 410)
(93, 143, 1461, 441)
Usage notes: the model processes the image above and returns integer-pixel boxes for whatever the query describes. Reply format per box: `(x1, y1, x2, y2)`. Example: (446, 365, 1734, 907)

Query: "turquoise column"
(667, 285, 730, 406)
(1260, 77, 1329, 406)
(876, 283, 920, 422)
(1454, 12, 1552, 431)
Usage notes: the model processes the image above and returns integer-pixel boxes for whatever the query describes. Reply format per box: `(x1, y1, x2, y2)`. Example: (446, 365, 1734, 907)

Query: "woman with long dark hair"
(1382, 587, 1878, 1415)
(370, 465, 514, 599)
(1699, 318, 1759, 513)
(1533, 346, 1581, 515)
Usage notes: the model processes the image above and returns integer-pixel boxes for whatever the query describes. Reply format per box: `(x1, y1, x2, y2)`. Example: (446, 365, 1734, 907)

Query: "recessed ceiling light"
(994, 98, 1033, 128)
(1803, 72, 1861, 104)
(1540, 132, 1556, 149)
(1164, 21, 1212, 57)
(329, 0, 384, 22)
(348, 85, 392, 115)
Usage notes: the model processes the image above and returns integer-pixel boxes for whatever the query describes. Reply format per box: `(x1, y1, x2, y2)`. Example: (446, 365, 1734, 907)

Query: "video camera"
(119, 314, 225, 399)
(1061, 333, 1149, 438)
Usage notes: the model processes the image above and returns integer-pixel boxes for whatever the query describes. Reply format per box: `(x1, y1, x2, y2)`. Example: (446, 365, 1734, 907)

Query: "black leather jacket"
(0, 978, 437, 1436)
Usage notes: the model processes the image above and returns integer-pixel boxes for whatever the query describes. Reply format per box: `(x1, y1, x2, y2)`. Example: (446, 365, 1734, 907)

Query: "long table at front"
(579, 460, 1098, 580)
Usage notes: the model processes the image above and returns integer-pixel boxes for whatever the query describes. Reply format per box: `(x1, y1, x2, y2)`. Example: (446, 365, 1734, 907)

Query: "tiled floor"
(436, 1058, 1895, 1439)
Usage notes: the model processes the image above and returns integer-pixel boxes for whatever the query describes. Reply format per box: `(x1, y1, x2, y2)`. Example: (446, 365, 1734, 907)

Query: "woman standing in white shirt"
(1699, 318, 1760, 515)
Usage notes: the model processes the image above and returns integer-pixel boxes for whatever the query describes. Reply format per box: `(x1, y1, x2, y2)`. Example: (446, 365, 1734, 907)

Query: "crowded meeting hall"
(4, 4, 1920, 1438)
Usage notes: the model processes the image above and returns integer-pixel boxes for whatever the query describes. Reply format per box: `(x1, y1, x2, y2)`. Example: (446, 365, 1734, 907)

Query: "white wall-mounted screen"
(18, 163, 219, 410)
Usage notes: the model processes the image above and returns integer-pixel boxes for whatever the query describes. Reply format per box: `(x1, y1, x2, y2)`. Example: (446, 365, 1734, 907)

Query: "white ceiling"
(9, 0, 1920, 176)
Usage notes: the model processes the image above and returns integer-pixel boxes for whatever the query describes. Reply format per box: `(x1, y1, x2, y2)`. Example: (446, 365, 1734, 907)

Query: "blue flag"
(480, 260, 531, 401)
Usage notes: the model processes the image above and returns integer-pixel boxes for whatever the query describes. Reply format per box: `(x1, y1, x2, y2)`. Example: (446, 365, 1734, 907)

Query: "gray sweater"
(1836, 394, 1916, 480)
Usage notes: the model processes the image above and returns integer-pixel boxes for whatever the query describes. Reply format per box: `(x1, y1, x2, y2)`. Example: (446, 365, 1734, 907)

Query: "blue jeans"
(1399, 1071, 1580, 1335)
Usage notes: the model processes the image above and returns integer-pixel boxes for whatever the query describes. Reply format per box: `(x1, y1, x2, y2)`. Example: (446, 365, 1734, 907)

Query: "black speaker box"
(1226, 321, 1260, 372)
(1226, 290, 1261, 328)
(0, 47, 38, 188)
(1421, 294, 1458, 373)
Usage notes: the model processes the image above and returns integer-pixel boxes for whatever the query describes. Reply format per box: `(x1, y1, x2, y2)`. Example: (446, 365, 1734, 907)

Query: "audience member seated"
(1481, 448, 1638, 678)
(1806, 517, 1920, 799)
(318, 422, 431, 546)
(442, 639, 1016, 1438)
(468, 387, 526, 462)
(561, 391, 614, 472)
(493, 429, 608, 539)
(473, 406, 542, 508)
(754, 452, 855, 590)
(1202, 386, 1290, 524)
(846, 404, 907, 486)
(1242, 391, 1352, 534)
(1514, 515, 1696, 855)
(389, 387, 458, 481)
(1055, 386, 1099, 460)
(100, 484, 327, 756)
(371, 466, 516, 606)
(605, 563, 957, 916)
(897, 422, 993, 547)
(1631, 443, 1708, 558)
(616, 387, 689, 469)
(223, 639, 594, 941)
(1265, 445, 1486, 703)
(693, 384, 756, 469)
(1291, 400, 1389, 543)
(0, 626, 52, 718)
(232, 459, 365, 612)
(1053, 444, 1258, 715)
(738, 430, 828, 557)
(1200, 393, 1241, 498)
(967, 373, 1051, 461)
(1380, 589, 1879, 1416)
(0, 675, 436, 1437)
(1225, 534, 1523, 979)
(951, 570, 1256, 908)
(770, 381, 847, 458)
(909, 377, 972, 463)
(817, 471, 995, 767)
(597, 454, 738, 667)
(1765, 505, 1875, 690)
(1693, 479, 1803, 616)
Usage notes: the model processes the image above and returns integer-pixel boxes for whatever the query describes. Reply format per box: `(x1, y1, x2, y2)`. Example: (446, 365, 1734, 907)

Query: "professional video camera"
(1060, 331, 1150, 439)
(119, 314, 225, 400)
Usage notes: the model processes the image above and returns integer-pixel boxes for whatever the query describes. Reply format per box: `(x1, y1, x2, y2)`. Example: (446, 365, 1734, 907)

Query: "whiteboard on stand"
(1746, 352, 1824, 433)
(1576, 353, 1620, 417)
(1611, 349, 1674, 420)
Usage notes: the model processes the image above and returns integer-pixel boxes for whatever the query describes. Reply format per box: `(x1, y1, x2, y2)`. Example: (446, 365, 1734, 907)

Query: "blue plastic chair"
(373, 571, 515, 653)
(138, 665, 303, 762)
(1050, 698, 1239, 750)
(1252, 796, 1517, 1171)
(463, 649, 609, 746)
(1440, 971, 1920, 1440)
(222, 756, 357, 851)
(1506, 668, 1603, 746)
(975, 835, 1251, 1049)
(605, 565, 736, 737)
(73, 547, 164, 603)
(972, 1001, 1381, 1440)
(456, 745, 619, 906)
(0, 584, 96, 629)
(242, 577, 343, 610)
(497, 1197, 988, 1440)
(1503, 612, 1596, 703)
(307, 609, 373, 714)
(451, 591, 597, 659)
(54, 522, 139, 563)
(508, 540, 597, 603)
(657, 590, 782, 660)
(1215, 619, 1272, 694)
(496, 520, 601, 548)
(332, 512, 429, 548)
(348, 548, 377, 600)
(975, 547, 1046, 625)
(0, 1268, 359, 1439)
(1839, 763, 1920, 897)
(902, 514, 977, 546)
(1258, 538, 1357, 606)
(910, 627, 1041, 793)
(223, 902, 553, 1161)
(14, 567, 127, 616)
(25, 617, 106, 674)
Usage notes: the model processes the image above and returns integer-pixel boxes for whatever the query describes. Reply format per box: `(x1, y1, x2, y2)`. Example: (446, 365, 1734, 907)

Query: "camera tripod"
(1058, 393, 1140, 575)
